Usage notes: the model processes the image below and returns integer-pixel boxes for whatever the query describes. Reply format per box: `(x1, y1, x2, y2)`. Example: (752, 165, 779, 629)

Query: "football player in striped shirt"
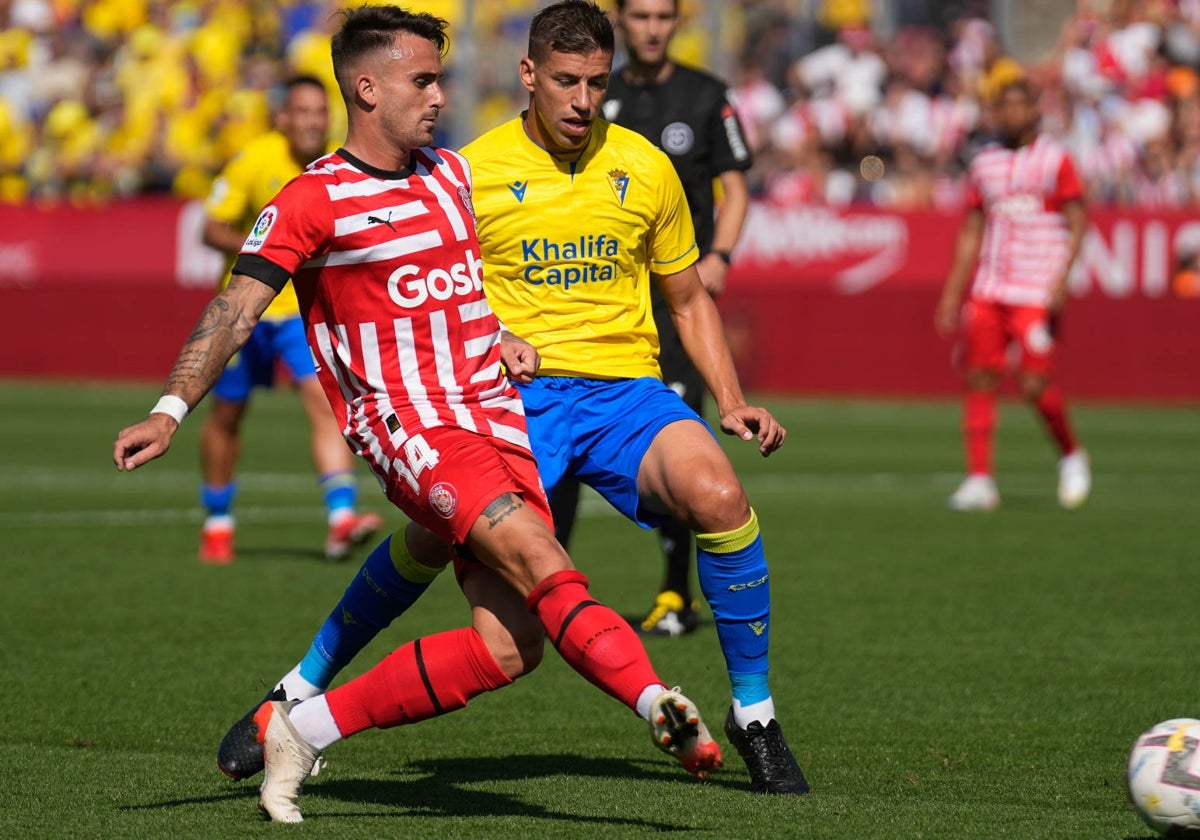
(113, 5, 720, 822)
(936, 77, 1091, 512)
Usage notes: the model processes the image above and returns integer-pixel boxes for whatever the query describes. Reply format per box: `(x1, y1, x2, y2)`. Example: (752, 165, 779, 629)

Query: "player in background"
(114, 6, 721, 823)
(936, 77, 1091, 512)
(198, 74, 381, 563)
(214, 0, 807, 798)
(545, 0, 753, 638)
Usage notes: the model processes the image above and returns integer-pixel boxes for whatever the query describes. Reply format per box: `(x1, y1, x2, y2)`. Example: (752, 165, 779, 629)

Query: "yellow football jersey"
(204, 131, 303, 320)
(462, 117, 698, 379)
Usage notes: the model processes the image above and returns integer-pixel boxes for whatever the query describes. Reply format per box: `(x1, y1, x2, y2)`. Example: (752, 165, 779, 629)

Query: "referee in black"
(549, 0, 754, 637)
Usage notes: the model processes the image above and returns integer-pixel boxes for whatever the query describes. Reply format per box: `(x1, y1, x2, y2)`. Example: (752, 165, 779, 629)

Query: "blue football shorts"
(211, 316, 316, 403)
(516, 376, 713, 529)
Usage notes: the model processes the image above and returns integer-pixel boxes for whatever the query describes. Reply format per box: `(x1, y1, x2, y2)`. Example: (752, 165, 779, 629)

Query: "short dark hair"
(283, 74, 327, 98)
(269, 74, 326, 114)
(614, 0, 679, 11)
(330, 5, 449, 99)
(528, 0, 614, 62)
(997, 76, 1038, 104)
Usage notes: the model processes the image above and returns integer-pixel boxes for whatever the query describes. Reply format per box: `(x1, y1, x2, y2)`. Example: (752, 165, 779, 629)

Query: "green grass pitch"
(0, 380, 1195, 838)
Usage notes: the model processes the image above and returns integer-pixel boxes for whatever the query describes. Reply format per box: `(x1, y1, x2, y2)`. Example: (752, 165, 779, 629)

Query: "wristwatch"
(711, 249, 732, 265)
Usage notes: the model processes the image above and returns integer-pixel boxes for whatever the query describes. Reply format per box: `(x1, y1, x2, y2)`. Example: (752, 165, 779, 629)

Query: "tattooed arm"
(113, 274, 278, 471)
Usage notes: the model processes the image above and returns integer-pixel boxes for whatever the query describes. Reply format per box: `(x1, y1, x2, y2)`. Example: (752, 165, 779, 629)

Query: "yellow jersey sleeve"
(462, 118, 697, 380)
(204, 131, 301, 319)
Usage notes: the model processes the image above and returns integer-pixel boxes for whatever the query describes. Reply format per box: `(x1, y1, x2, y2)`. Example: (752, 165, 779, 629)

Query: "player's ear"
(355, 73, 377, 108)
(519, 57, 536, 94)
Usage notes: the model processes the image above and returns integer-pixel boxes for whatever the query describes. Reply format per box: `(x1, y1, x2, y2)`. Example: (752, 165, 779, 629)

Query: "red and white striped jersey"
(966, 134, 1083, 307)
(234, 147, 529, 461)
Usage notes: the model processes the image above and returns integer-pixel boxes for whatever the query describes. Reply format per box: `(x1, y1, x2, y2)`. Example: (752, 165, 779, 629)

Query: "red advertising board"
(0, 199, 220, 378)
(0, 198, 1196, 400)
(720, 203, 1198, 400)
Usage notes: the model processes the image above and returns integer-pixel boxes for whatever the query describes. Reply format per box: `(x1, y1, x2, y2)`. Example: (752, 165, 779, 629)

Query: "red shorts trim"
(371, 426, 551, 547)
(961, 299, 1056, 375)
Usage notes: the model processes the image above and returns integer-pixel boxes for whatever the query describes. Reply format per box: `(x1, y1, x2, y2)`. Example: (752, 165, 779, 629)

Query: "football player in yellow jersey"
(458, 0, 805, 795)
(198, 75, 380, 564)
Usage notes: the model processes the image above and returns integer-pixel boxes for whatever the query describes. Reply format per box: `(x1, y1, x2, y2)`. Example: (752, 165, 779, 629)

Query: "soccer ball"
(1128, 719, 1200, 836)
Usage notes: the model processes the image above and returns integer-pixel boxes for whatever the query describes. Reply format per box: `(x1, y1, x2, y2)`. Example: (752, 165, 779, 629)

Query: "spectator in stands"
(14, 1, 1200, 212)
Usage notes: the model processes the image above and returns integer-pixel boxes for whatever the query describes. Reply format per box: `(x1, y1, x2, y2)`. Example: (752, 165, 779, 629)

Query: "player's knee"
(404, 521, 451, 570)
(1018, 374, 1047, 401)
(204, 399, 244, 434)
(479, 621, 545, 680)
(682, 473, 751, 534)
(524, 568, 590, 612)
(509, 625, 545, 677)
(510, 530, 576, 594)
(966, 369, 999, 391)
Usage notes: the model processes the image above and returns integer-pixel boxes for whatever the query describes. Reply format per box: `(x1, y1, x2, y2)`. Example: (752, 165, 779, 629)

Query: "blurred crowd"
(0, 0, 544, 203)
(737, 0, 1200, 210)
(4, 0, 1200, 210)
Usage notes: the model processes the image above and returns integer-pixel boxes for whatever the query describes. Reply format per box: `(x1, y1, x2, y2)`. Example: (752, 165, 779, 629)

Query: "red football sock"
(964, 390, 996, 476)
(324, 627, 512, 737)
(1033, 384, 1078, 456)
(526, 570, 661, 711)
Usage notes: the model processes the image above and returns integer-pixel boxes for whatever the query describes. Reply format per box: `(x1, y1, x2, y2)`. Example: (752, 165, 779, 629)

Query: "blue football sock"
(298, 533, 446, 689)
(318, 469, 357, 520)
(201, 482, 236, 518)
(695, 509, 772, 707)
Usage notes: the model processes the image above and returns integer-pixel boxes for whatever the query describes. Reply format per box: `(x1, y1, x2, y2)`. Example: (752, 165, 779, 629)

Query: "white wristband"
(150, 395, 189, 425)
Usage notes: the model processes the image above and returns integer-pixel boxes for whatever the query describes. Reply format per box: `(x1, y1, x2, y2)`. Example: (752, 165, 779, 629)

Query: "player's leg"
(197, 332, 261, 563)
(949, 300, 1003, 511)
(216, 521, 449, 779)
(256, 438, 720, 822)
(548, 475, 582, 548)
(1013, 309, 1089, 508)
(256, 550, 716, 822)
(277, 318, 383, 560)
(640, 342, 704, 637)
(637, 416, 807, 794)
(450, 440, 719, 772)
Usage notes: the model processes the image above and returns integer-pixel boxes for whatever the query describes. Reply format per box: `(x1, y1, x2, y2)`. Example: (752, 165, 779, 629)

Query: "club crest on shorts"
(429, 482, 458, 518)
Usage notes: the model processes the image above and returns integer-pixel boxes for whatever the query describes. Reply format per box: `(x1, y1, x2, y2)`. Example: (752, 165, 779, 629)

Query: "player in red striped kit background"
(936, 76, 1091, 512)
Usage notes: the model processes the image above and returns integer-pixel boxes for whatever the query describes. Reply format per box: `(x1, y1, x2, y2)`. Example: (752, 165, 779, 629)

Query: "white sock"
(635, 683, 670, 722)
(732, 697, 776, 729)
(276, 666, 323, 701)
(288, 695, 343, 751)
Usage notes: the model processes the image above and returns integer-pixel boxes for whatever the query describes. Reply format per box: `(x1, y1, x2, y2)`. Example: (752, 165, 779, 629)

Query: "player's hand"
(500, 332, 541, 384)
(1047, 280, 1069, 315)
(113, 414, 178, 472)
(934, 293, 961, 337)
(697, 253, 729, 297)
(719, 404, 786, 457)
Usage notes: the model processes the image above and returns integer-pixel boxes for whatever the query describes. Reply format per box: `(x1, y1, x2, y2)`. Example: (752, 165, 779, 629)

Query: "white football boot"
(947, 474, 1000, 512)
(1057, 449, 1091, 509)
(255, 701, 324, 823)
(649, 688, 723, 779)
